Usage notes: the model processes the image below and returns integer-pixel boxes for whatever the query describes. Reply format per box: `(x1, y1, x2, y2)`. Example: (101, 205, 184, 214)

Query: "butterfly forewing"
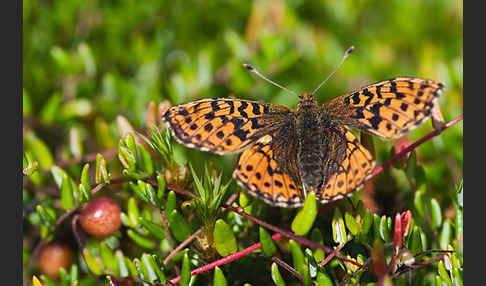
(323, 77, 444, 139)
(162, 98, 293, 154)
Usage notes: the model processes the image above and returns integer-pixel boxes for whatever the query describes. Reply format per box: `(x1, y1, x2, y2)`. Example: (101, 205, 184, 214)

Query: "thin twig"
(271, 256, 304, 284)
(56, 148, 118, 169)
(160, 209, 179, 276)
(414, 249, 454, 257)
(166, 184, 195, 198)
(169, 233, 283, 284)
(164, 228, 202, 265)
(225, 205, 366, 269)
(338, 257, 372, 286)
(318, 243, 345, 267)
(162, 190, 239, 265)
(390, 255, 446, 279)
(71, 214, 84, 248)
(369, 114, 463, 180)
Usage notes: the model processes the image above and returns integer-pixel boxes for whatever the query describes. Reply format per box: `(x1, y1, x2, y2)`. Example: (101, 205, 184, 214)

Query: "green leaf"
(70, 264, 78, 283)
(25, 132, 54, 170)
(455, 205, 463, 242)
(157, 175, 166, 201)
(291, 193, 317, 236)
(59, 267, 69, 286)
(40, 92, 63, 123)
(149, 254, 166, 283)
(39, 275, 57, 286)
(118, 145, 136, 170)
(332, 208, 347, 244)
(138, 144, 154, 176)
(316, 271, 333, 286)
(414, 184, 427, 218)
(361, 209, 372, 235)
(138, 180, 160, 207)
(60, 174, 75, 210)
(438, 260, 453, 286)
(124, 256, 138, 277)
(271, 263, 286, 286)
(127, 229, 156, 249)
(141, 253, 158, 283)
(259, 227, 277, 257)
(127, 197, 140, 227)
(78, 164, 91, 204)
(305, 248, 318, 279)
(69, 127, 83, 158)
(440, 219, 452, 250)
(409, 226, 423, 253)
(165, 191, 177, 214)
(95, 153, 110, 184)
(345, 212, 360, 236)
(83, 248, 104, 275)
(128, 181, 149, 203)
(180, 253, 191, 286)
(36, 205, 56, 228)
(429, 198, 442, 229)
(32, 276, 43, 286)
(134, 258, 147, 281)
(95, 117, 116, 149)
(168, 209, 192, 242)
(310, 228, 325, 262)
(289, 240, 310, 285)
(214, 219, 237, 256)
(457, 180, 463, 208)
(51, 165, 69, 188)
(139, 217, 166, 240)
(213, 266, 228, 286)
(116, 250, 129, 278)
(379, 215, 391, 242)
(99, 242, 118, 275)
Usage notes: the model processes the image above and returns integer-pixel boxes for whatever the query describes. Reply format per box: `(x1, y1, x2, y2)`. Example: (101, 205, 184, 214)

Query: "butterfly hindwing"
(233, 133, 304, 208)
(323, 77, 444, 139)
(162, 98, 293, 154)
(318, 126, 375, 203)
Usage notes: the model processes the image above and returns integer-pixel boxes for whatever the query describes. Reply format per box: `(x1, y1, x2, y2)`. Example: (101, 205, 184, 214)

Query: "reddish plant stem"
(225, 205, 366, 269)
(271, 256, 304, 284)
(390, 255, 446, 279)
(169, 233, 283, 284)
(369, 114, 463, 180)
(166, 184, 195, 198)
(318, 243, 345, 267)
(71, 214, 84, 248)
(164, 228, 202, 265)
(415, 249, 453, 257)
(57, 148, 118, 169)
(160, 209, 179, 276)
(380, 250, 399, 285)
(338, 257, 372, 286)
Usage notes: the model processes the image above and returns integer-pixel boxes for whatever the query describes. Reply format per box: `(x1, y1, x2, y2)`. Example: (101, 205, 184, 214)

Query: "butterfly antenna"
(311, 45, 355, 96)
(243, 63, 298, 96)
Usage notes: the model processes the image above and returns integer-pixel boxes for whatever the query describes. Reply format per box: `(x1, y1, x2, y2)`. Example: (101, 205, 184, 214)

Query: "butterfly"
(162, 64, 443, 207)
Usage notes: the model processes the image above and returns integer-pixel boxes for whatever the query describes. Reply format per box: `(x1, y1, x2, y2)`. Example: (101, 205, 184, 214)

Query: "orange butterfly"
(162, 49, 443, 207)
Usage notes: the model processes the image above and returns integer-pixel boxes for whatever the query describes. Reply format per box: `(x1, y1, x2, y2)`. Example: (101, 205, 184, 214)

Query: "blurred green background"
(23, 0, 462, 282)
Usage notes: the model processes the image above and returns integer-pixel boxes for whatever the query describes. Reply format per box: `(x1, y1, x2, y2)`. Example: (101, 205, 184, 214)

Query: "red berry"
(38, 242, 73, 280)
(80, 197, 121, 238)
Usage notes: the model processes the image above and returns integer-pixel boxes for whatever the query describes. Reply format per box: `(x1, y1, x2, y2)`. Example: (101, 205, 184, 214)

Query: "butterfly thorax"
(295, 93, 324, 193)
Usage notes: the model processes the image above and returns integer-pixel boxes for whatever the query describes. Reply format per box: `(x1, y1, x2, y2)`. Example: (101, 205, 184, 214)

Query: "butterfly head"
(297, 93, 318, 110)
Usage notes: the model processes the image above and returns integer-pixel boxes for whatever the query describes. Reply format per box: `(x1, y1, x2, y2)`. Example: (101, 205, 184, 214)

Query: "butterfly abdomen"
(296, 100, 324, 192)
